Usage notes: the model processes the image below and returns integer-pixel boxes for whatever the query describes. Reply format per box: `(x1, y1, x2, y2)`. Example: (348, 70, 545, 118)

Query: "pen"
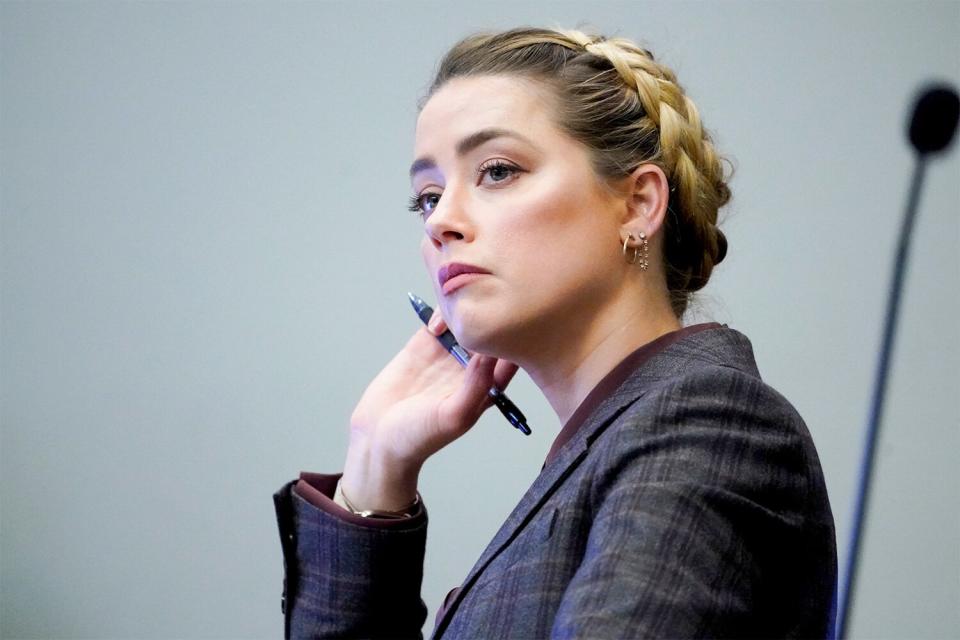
(407, 292, 531, 436)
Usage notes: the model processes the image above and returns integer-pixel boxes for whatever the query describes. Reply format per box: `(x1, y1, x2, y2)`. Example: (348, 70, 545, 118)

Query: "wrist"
(334, 480, 419, 519)
(341, 437, 421, 513)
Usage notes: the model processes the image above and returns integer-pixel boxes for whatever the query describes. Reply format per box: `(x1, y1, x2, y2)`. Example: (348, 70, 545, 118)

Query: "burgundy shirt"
(293, 322, 723, 528)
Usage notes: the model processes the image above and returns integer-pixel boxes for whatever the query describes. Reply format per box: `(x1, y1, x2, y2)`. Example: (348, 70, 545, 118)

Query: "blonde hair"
(425, 27, 731, 319)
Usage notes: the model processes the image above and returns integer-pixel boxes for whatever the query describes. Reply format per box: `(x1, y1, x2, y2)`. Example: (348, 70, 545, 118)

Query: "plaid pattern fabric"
(274, 326, 837, 638)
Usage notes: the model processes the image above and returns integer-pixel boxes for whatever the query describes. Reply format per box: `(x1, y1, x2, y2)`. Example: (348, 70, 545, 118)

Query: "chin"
(442, 296, 509, 358)
(446, 309, 496, 355)
(447, 299, 540, 364)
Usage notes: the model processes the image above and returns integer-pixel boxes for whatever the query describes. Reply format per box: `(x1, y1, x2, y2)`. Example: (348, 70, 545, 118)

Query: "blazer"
(273, 326, 837, 638)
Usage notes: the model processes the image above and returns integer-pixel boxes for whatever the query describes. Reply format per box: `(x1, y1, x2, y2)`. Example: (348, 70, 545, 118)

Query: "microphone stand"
(836, 157, 926, 640)
(838, 84, 957, 638)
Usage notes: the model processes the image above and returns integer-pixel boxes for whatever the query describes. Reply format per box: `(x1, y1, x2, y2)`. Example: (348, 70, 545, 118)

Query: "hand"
(340, 310, 519, 511)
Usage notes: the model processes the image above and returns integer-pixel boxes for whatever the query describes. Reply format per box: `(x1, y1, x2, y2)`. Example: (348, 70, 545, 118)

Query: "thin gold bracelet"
(334, 481, 419, 520)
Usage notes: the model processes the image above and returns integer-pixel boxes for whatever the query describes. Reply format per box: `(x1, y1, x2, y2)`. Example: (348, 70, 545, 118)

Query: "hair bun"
(714, 229, 728, 264)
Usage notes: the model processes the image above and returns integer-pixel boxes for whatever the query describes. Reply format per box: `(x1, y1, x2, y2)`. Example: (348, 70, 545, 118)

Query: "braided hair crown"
(426, 27, 731, 319)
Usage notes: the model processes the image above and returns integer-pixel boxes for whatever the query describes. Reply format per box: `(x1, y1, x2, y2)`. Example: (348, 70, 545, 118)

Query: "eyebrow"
(409, 127, 536, 179)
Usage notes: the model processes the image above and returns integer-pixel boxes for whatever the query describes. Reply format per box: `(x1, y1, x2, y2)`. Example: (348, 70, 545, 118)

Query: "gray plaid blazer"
(274, 326, 837, 638)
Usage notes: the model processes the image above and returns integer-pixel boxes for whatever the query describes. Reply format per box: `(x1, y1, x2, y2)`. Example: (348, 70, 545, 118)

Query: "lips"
(438, 262, 491, 294)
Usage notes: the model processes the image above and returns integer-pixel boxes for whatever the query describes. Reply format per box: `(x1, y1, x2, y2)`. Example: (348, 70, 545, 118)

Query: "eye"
(408, 192, 441, 216)
(477, 160, 522, 185)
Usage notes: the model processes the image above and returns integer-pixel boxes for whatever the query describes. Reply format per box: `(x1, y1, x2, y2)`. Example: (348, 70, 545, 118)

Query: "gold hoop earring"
(622, 232, 649, 270)
(622, 234, 638, 264)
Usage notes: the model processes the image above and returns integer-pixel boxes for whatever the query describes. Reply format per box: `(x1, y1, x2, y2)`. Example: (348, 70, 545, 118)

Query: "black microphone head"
(908, 84, 959, 155)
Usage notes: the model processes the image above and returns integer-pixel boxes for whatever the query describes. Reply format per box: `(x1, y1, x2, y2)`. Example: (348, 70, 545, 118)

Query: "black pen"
(407, 292, 531, 436)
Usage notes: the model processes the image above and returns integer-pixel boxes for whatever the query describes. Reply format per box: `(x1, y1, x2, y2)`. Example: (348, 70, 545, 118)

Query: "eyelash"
(407, 160, 522, 216)
(477, 159, 521, 183)
(407, 194, 430, 215)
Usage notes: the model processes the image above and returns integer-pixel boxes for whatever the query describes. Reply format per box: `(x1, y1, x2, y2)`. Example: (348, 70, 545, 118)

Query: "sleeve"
(273, 472, 429, 639)
(550, 367, 836, 639)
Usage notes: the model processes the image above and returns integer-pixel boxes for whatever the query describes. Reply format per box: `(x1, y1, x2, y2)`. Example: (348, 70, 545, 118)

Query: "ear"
(618, 163, 670, 241)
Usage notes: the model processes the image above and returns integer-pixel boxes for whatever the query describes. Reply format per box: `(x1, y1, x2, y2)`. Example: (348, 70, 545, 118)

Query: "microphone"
(838, 84, 958, 640)
(908, 85, 959, 154)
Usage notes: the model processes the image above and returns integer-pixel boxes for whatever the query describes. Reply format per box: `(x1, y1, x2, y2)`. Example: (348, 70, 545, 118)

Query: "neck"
(516, 288, 681, 426)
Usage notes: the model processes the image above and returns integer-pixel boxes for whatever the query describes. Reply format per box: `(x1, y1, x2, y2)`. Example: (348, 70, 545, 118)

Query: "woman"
(274, 27, 837, 639)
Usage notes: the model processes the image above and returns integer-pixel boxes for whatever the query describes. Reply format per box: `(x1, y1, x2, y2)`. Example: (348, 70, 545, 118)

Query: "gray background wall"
(1, 1, 957, 638)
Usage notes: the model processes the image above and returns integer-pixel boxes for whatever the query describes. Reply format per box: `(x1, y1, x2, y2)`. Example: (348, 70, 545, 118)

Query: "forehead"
(414, 75, 558, 150)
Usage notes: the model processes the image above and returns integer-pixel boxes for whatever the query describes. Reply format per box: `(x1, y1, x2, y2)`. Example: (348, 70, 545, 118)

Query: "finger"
(406, 325, 457, 368)
(492, 360, 520, 391)
(426, 309, 447, 336)
(446, 355, 498, 421)
(465, 355, 498, 410)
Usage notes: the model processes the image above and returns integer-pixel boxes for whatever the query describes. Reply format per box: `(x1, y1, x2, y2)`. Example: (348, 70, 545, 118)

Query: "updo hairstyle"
(423, 27, 731, 319)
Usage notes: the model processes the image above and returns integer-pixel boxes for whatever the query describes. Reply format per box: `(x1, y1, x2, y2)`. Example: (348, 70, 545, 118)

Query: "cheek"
(499, 188, 620, 302)
(419, 236, 432, 267)
(419, 238, 445, 302)
(507, 182, 616, 266)
(420, 236, 440, 275)
(515, 165, 609, 229)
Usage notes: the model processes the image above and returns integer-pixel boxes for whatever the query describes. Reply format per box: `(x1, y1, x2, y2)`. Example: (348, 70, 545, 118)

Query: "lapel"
(432, 377, 650, 638)
(431, 326, 759, 638)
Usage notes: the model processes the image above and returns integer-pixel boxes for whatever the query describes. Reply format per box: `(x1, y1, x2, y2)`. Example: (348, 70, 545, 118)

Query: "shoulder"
(590, 326, 831, 524)
(629, 325, 805, 430)
(608, 325, 806, 438)
(569, 327, 837, 638)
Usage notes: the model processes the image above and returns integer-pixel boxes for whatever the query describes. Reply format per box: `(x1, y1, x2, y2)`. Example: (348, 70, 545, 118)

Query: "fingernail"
(428, 312, 442, 332)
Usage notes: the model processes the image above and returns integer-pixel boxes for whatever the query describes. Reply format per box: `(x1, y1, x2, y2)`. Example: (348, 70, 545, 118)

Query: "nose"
(424, 187, 472, 250)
